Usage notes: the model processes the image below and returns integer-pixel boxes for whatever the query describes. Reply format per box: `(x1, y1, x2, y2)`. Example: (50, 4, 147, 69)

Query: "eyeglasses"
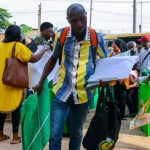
(69, 13, 87, 24)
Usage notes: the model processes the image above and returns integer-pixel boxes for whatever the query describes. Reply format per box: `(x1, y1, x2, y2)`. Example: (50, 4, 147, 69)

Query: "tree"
(0, 8, 12, 31)
(20, 24, 32, 34)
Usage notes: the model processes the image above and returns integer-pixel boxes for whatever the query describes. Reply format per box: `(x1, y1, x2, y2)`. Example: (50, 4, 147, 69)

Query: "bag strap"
(96, 85, 116, 112)
(11, 42, 17, 58)
(141, 51, 150, 66)
(59, 27, 98, 47)
(96, 87, 106, 113)
(106, 86, 115, 102)
(89, 28, 98, 65)
(58, 27, 70, 65)
(59, 27, 98, 65)
(89, 28, 98, 47)
(59, 26, 70, 45)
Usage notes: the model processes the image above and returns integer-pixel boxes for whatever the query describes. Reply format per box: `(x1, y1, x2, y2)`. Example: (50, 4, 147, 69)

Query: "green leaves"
(0, 8, 32, 34)
(20, 24, 32, 34)
(0, 8, 12, 30)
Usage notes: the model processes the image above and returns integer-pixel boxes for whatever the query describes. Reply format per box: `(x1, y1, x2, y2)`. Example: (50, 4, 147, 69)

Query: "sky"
(0, 0, 150, 34)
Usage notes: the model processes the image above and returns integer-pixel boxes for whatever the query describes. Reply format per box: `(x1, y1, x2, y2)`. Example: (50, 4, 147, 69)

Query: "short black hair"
(107, 40, 114, 47)
(114, 39, 128, 52)
(40, 22, 53, 32)
(67, 3, 86, 16)
(3, 25, 21, 43)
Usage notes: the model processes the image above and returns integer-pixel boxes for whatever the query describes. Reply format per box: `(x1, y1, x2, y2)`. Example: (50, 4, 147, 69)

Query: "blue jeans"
(49, 93, 90, 150)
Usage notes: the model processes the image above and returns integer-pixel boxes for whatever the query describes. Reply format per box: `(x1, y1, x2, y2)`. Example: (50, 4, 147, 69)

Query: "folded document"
(87, 56, 138, 88)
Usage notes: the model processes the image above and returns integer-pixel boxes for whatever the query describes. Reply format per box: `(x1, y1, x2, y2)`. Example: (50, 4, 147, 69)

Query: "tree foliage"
(0, 8, 12, 31)
(20, 24, 32, 34)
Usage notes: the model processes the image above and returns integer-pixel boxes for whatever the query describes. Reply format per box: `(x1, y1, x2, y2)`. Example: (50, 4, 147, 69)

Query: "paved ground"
(0, 111, 150, 150)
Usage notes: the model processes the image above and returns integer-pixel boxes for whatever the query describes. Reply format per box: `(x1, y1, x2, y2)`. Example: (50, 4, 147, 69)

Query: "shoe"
(0, 135, 10, 141)
(10, 137, 21, 144)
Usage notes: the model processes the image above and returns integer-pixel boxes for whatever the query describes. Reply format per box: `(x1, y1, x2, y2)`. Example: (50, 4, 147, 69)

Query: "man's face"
(128, 44, 136, 51)
(142, 41, 150, 49)
(67, 9, 87, 34)
(41, 27, 54, 40)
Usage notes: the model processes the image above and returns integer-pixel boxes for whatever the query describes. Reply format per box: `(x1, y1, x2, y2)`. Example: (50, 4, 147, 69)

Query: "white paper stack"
(87, 56, 138, 88)
(28, 45, 59, 88)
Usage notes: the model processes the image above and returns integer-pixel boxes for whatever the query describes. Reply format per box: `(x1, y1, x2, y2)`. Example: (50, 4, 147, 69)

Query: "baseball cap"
(138, 35, 150, 42)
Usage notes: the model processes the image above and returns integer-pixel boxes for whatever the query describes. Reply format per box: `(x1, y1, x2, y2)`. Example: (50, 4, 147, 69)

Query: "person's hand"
(44, 45, 50, 51)
(130, 83, 139, 88)
(129, 74, 136, 85)
(47, 42, 53, 50)
(32, 83, 43, 95)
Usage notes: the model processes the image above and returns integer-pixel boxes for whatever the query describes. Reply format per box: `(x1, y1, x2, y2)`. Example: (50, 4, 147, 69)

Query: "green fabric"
(63, 122, 68, 134)
(87, 86, 115, 109)
(139, 82, 150, 136)
(90, 88, 98, 109)
(139, 82, 150, 107)
(49, 86, 54, 104)
(48, 80, 53, 88)
(21, 80, 50, 150)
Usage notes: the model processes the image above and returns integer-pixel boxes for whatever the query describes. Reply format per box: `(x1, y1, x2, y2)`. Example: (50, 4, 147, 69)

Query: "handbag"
(82, 86, 121, 150)
(2, 42, 29, 88)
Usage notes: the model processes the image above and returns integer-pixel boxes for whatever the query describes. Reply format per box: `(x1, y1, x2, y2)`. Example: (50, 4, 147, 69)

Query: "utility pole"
(140, 2, 143, 32)
(38, 3, 41, 35)
(89, 0, 93, 27)
(133, 0, 137, 33)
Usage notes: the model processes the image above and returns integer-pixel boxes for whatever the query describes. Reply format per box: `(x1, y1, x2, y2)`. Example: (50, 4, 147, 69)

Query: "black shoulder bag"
(82, 86, 121, 150)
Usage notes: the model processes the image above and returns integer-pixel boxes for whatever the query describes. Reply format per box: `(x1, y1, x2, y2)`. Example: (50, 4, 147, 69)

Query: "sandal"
(10, 137, 21, 144)
(0, 135, 10, 141)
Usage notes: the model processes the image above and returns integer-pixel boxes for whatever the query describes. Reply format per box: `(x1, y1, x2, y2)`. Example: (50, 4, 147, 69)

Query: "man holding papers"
(34, 3, 107, 150)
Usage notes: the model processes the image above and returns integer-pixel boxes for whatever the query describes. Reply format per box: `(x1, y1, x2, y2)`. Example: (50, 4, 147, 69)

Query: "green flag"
(139, 82, 150, 106)
(21, 80, 50, 150)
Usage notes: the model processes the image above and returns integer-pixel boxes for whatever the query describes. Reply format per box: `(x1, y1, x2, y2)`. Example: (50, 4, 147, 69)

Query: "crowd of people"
(0, 3, 150, 150)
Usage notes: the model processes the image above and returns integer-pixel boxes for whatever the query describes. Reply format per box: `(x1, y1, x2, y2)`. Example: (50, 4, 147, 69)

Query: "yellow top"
(0, 42, 32, 112)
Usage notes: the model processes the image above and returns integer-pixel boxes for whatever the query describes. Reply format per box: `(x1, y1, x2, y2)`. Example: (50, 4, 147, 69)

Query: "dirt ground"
(0, 110, 150, 150)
